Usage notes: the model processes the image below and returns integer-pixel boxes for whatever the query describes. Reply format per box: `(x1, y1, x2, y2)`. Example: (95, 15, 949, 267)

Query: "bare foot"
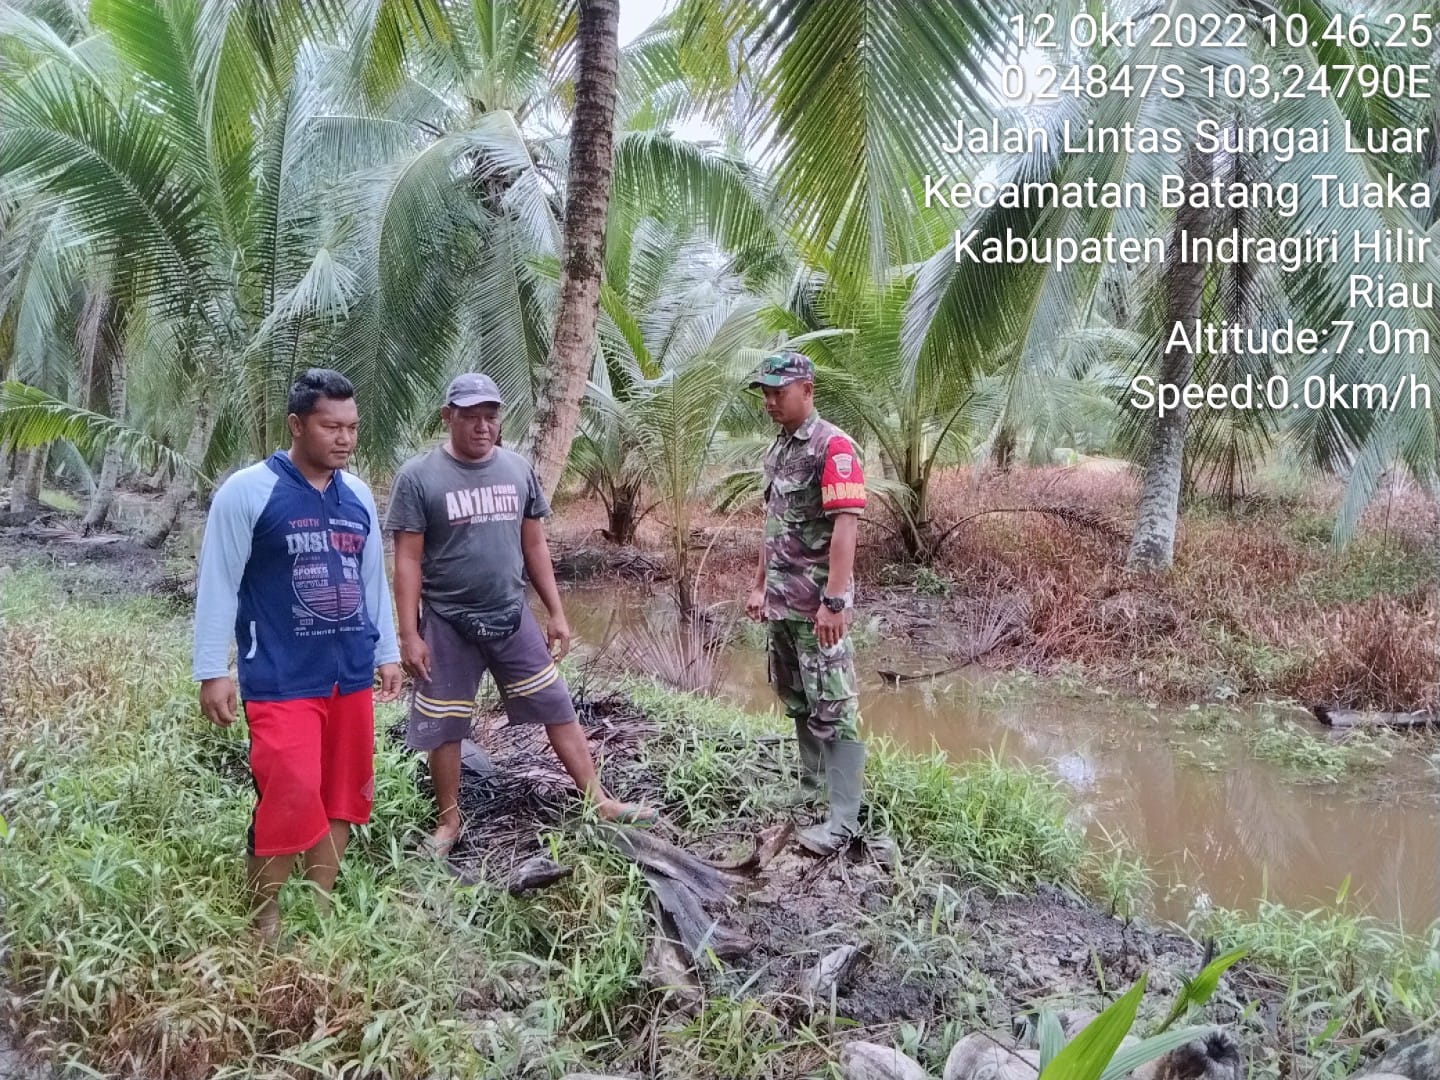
(596, 799, 659, 826)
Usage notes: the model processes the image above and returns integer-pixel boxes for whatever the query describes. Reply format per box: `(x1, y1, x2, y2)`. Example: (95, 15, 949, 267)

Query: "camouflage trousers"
(767, 618, 861, 742)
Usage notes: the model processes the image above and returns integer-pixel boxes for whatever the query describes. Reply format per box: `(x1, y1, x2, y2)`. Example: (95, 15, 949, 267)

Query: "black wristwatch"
(821, 594, 848, 613)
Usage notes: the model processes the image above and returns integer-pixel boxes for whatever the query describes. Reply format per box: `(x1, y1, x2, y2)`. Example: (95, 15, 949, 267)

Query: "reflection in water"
(565, 589, 1440, 925)
(1227, 765, 1320, 873)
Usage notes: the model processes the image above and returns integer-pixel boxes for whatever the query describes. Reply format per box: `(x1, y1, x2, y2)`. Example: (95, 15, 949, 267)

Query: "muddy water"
(565, 589, 1440, 926)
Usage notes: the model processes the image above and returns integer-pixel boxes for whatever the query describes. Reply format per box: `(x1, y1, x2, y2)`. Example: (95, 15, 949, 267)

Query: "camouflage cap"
(749, 351, 814, 388)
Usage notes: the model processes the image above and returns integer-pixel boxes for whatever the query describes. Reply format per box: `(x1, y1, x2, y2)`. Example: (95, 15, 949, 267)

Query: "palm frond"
(751, 0, 1004, 289)
(0, 68, 217, 325)
(0, 379, 197, 477)
(610, 130, 783, 282)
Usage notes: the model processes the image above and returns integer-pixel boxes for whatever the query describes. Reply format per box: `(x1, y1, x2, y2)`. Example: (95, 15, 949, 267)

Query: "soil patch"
(418, 688, 1280, 1046)
(0, 520, 179, 600)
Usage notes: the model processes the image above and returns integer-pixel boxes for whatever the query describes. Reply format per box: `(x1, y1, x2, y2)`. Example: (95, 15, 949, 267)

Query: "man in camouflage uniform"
(745, 351, 868, 854)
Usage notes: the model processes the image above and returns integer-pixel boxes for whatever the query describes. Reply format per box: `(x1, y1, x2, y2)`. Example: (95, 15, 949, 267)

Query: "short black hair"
(288, 368, 354, 418)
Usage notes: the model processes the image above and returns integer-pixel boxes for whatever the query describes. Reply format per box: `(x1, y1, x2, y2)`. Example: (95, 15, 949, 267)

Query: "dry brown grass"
(1292, 596, 1439, 711)
(550, 466, 1439, 708)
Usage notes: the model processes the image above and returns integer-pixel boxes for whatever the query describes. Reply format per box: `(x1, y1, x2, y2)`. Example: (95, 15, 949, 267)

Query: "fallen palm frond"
(933, 504, 1128, 554)
(435, 690, 661, 869)
(22, 523, 126, 545)
(552, 543, 667, 583)
(879, 590, 1029, 683)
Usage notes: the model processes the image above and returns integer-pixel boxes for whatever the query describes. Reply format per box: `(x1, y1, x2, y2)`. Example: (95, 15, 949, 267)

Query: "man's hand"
(199, 676, 238, 727)
(547, 612, 571, 660)
(376, 662, 403, 702)
(814, 603, 847, 648)
(400, 634, 431, 682)
(746, 586, 765, 621)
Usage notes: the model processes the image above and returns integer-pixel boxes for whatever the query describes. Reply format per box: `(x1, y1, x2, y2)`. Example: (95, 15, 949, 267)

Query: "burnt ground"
(0, 518, 191, 604)
(424, 689, 1276, 1056)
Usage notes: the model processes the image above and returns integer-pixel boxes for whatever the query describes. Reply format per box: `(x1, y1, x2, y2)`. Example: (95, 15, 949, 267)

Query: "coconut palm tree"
(890, 0, 1439, 568)
(767, 263, 1129, 559)
(0, 0, 402, 542)
(1, 0, 792, 544)
(520, 0, 620, 498)
(578, 213, 777, 606)
(1126, 145, 1212, 571)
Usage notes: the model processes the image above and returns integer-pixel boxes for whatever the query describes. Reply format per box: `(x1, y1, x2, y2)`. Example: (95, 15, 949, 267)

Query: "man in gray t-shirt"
(386, 373, 657, 857)
(385, 441, 550, 620)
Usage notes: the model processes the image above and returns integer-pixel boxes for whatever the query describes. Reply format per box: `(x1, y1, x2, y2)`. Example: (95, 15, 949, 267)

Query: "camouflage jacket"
(762, 411, 866, 621)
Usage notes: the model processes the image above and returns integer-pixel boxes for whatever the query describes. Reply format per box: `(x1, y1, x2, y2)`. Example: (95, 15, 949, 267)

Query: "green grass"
(868, 743, 1085, 891)
(4, 565, 1439, 1078)
(0, 569, 1092, 1078)
(1284, 511, 1336, 546)
(977, 666, 1092, 706)
(1, 574, 505, 1077)
(1300, 535, 1436, 604)
(38, 487, 83, 513)
(1164, 703, 1393, 784)
(1195, 621, 1311, 699)
(1195, 893, 1440, 1072)
(1084, 826, 1155, 921)
(631, 681, 1087, 892)
(1245, 716, 1393, 784)
(0, 571, 660, 1078)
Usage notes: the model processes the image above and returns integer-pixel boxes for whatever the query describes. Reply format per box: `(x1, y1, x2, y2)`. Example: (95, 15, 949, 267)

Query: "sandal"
(422, 828, 460, 858)
(603, 804, 660, 827)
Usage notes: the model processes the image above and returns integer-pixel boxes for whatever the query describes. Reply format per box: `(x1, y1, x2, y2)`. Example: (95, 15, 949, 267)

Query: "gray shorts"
(407, 604, 577, 750)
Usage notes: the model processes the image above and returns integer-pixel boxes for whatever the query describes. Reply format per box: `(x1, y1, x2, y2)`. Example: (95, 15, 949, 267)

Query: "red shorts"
(243, 687, 375, 857)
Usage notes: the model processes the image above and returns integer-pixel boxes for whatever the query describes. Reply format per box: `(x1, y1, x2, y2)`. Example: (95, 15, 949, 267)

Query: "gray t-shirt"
(384, 445, 551, 618)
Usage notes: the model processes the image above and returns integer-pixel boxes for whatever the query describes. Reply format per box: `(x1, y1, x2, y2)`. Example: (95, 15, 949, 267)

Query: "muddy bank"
(425, 687, 1294, 1074)
(561, 583, 1440, 928)
(0, 520, 186, 603)
(8, 520, 1440, 930)
(1, 546, 1427, 1078)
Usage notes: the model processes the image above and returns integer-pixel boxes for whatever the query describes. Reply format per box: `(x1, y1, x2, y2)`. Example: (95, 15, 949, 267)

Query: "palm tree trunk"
(82, 341, 127, 534)
(992, 425, 1016, 472)
(1127, 146, 1212, 572)
(605, 487, 638, 545)
(676, 568, 696, 621)
(144, 402, 212, 548)
(518, 0, 620, 498)
(900, 441, 934, 560)
(10, 444, 49, 515)
(84, 444, 125, 534)
(0, 444, 13, 489)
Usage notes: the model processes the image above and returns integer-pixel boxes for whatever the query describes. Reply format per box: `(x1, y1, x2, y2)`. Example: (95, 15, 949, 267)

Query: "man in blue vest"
(193, 369, 401, 941)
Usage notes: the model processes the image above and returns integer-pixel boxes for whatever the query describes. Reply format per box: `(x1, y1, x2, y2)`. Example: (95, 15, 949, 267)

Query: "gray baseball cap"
(445, 372, 504, 408)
